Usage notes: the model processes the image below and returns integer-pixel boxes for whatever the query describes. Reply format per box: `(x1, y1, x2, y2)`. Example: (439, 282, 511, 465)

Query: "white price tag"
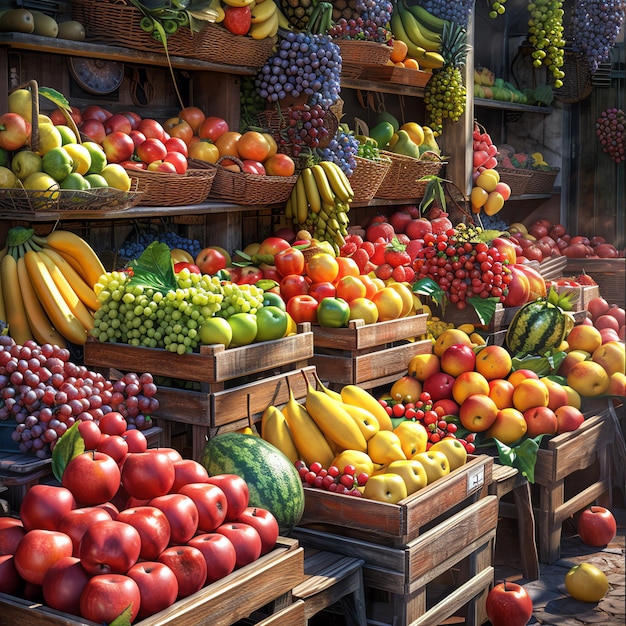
(467, 465, 485, 495)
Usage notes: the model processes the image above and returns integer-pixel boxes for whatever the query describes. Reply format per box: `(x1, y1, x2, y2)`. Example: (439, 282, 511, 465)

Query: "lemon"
(565, 563, 609, 602)
(100, 163, 131, 191)
(199, 317, 233, 348)
(63, 143, 92, 175)
(35, 123, 63, 156)
(83, 141, 107, 175)
(0, 165, 19, 188)
(23, 171, 60, 208)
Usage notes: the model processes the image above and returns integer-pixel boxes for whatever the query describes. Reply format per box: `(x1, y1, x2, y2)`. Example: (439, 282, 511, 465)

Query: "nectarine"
(433, 329, 473, 357)
(488, 378, 515, 410)
(440, 344, 476, 377)
(566, 324, 602, 354)
(591, 341, 625, 377)
(485, 407, 527, 444)
(555, 405, 585, 434)
(523, 406, 558, 437)
(452, 371, 490, 405)
(567, 361, 610, 397)
(459, 394, 498, 432)
(512, 379, 550, 413)
(474, 345, 513, 380)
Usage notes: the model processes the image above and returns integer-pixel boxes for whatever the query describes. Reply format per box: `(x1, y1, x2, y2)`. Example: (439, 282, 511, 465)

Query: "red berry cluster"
(295, 460, 368, 496)
(413, 231, 512, 309)
(472, 123, 498, 175)
(338, 233, 378, 275)
(379, 391, 476, 453)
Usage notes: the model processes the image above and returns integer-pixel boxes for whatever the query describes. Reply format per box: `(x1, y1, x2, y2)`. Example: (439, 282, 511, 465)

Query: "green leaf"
(466, 296, 498, 326)
(109, 605, 134, 626)
(493, 435, 544, 483)
(38, 87, 71, 112)
(128, 241, 177, 295)
(51, 422, 85, 484)
(412, 278, 444, 305)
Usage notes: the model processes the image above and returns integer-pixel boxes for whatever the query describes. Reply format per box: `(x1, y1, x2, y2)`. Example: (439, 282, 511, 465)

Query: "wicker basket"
(336, 40, 392, 66)
(553, 48, 593, 104)
(495, 167, 533, 196)
(525, 168, 560, 194)
(374, 152, 445, 199)
(349, 154, 392, 202)
(71, 0, 276, 66)
(190, 157, 298, 205)
(126, 168, 215, 206)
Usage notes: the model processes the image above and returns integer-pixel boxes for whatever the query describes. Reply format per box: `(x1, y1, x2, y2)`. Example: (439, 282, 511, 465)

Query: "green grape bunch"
(489, 0, 507, 19)
(217, 282, 265, 319)
(527, 0, 566, 87)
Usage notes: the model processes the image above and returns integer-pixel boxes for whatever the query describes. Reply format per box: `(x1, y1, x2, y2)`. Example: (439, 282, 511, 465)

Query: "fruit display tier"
(83, 326, 314, 460)
(292, 486, 498, 626)
(0, 536, 305, 626)
(311, 314, 431, 390)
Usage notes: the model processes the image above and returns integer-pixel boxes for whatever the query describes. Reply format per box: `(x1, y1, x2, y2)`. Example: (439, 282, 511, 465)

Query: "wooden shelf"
(474, 98, 553, 115)
(341, 77, 426, 98)
(0, 32, 257, 75)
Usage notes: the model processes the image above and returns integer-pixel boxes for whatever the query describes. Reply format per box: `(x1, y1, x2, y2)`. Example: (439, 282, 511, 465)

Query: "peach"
(507, 369, 539, 387)
(474, 345, 513, 380)
(433, 398, 459, 417)
(557, 349, 591, 377)
(566, 324, 602, 354)
(555, 405, 585, 434)
(540, 377, 570, 411)
(488, 378, 515, 410)
(485, 407, 527, 444)
(452, 371, 490, 405)
(607, 305, 625, 327)
(512, 378, 550, 413)
(599, 327, 621, 344)
(458, 394, 498, 432)
(407, 353, 440, 382)
(594, 314, 620, 333)
(591, 341, 625, 377)
(440, 343, 476, 377)
(433, 329, 473, 358)
(567, 361, 610, 397)
(562, 385, 582, 410)
(524, 406, 558, 437)
(587, 296, 610, 321)
(607, 371, 626, 397)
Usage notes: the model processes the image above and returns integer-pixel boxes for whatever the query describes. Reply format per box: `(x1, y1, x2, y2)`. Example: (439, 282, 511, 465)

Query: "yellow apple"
(429, 438, 468, 471)
(362, 473, 407, 503)
(366, 430, 406, 466)
(393, 420, 428, 457)
(591, 341, 625, 377)
(567, 361, 610, 397)
(411, 451, 450, 484)
(387, 459, 427, 495)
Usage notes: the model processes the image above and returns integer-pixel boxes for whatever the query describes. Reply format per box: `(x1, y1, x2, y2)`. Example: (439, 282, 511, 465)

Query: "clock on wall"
(68, 57, 125, 95)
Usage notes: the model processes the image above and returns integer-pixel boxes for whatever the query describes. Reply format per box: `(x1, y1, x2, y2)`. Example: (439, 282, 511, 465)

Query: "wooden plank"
(254, 600, 305, 626)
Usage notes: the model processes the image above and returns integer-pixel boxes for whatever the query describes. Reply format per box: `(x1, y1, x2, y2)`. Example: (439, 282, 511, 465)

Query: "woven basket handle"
(354, 117, 370, 137)
(9, 79, 40, 153)
(216, 155, 244, 170)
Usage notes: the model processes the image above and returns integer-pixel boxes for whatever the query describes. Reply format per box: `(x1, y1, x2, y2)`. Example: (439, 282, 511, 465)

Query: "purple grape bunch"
(280, 103, 330, 156)
(418, 0, 474, 28)
(356, 0, 393, 29)
(319, 130, 359, 176)
(571, 0, 626, 73)
(596, 107, 625, 164)
(255, 31, 342, 109)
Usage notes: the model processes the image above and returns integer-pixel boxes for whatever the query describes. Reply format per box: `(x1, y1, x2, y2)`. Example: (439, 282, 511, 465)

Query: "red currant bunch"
(295, 461, 368, 496)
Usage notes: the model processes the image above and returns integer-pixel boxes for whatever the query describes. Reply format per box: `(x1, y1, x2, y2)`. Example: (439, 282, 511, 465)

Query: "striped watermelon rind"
(202, 432, 305, 535)
(505, 299, 567, 356)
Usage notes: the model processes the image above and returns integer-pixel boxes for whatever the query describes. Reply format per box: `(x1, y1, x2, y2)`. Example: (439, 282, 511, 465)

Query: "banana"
(221, 0, 255, 7)
(400, 9, 441, 53)
(281, 379, 335, 468)
(24, 250, 88, 346)
(341, 402, 381, 441)
(275, 5, 292, 30)
(261, 404, 300, 464)
(340, 384, 394, 431)
(318, 160, 352, 203)
(0, 254, 33, 345)
(294, 172, 309, 225)
(0, 247, 7, 323)
(284, 188, 294, 220)
(310, 164, 336, 206)
(248, 9, 278, 39)
(304, 375, 367, 452)
(39, 230, 106, 289)
(417, 50, 445, 70)
(390, 12, 427, 60)
(250, 0, 276, 23)
(38, 247, 99, 312)
(37, 249, 95, 332)
(301, 166, 322, 215)
(406, 3, 447, 34)
(16, 256, 66, 348)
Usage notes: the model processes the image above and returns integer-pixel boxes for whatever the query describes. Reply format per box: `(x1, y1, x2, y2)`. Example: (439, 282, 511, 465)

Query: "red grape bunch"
(295, 460, 368, 496)
(0, 336, 158, 459)
(279, 103, 330, 156)
(596, 107, 625, 164)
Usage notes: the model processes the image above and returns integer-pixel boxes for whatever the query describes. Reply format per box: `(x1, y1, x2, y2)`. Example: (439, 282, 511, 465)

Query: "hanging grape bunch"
(280, 103, 331, 156)
(423, 21, 468, 137)
(571, 0, 626, 74)
(488, 0, 508, 19)
(354, 0, 392, 41)
(596, 108, 625, 164)
(527, 0, 565, 88)
(318, 127, 359, 175)
(418, 0, 474, 29)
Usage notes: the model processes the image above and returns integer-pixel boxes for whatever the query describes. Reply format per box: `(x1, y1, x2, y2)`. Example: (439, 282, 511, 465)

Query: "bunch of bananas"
(285, 160, 353, 254)
(0, 227, 104, 348)
(247, 0, 287, 39)
(390, 2, 445, 69)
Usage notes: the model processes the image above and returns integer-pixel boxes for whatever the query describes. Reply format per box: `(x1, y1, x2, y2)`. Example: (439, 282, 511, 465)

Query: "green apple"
(0, 165, 19, 188)
(199, 317, 232, 347)
(84, 173, 109, 188)
(83, 141, 107, 175)
(42, 146, 73, 182)
(227, 313, 257, 347)
(0, 147, 9, 167)
(60, 172, 91, 190)
(11, 149, 43, 180)
(55, 124, 78, 145)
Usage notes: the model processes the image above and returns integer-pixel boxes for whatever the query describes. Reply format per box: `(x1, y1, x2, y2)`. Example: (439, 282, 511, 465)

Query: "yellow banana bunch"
(390, 11, 445, 70)
(285, 160, 353, 254)
(0, 226, 104, 347)
(248, 0, 279, 39)
(261, 403, 300, 464)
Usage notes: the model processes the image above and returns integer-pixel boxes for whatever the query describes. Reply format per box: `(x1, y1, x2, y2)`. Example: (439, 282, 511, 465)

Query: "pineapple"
(281, 0, 317, 30)
(423, 22, 469, 137)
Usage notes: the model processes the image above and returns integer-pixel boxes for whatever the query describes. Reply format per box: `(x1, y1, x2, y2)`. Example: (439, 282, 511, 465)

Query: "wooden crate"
(433, 303, 505, 332)
(292, 495, 498, 626)
(298, 455, 493, 547)
(311, 314, 431, 390)
(565, 258, 626, 308)
(83, 326, 314, 460)
(0, 537, 305, 626)
(532, 409, 618, 564)
(546, 282, 600, 312)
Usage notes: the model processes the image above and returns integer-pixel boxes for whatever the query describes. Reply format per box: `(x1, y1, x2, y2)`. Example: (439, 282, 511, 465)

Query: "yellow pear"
(367, 430, 406, 466)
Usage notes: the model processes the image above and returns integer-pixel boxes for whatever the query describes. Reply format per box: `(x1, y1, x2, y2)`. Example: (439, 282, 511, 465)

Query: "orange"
(395, 61, 405, 68)
(404, 58, 420, 70)
(390, 39, 408, 64)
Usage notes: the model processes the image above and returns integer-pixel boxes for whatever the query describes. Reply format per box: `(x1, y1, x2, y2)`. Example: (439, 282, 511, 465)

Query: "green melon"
(202, 432, 305, 534)
(505, 299, 567, 356)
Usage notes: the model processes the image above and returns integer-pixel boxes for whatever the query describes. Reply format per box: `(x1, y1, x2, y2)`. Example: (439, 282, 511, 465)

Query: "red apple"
(215, 522, 262, 568)
(13, 529, 73, 585)
(459, 394, 498, 432)
(127, 561, 179, 620)
(121, 450, 176, 500)
(42, 556, 90, 615)
(177, 483, 228, 533)
(104, 113, 132, 135)
(440, 343, 476, 377)
(422, 372, 456, 402)
(79, 519, 142, 575)
(0, 554, 23, 595)
(187, 532, 237, 584)
(79, 574, 141, 624)
(81, 105, 112, 123)
(577, 505, 617, 547)
(554, 405, 585, 434)
(237, 507, 279, 555)
(102, 131, 135, 163)
(205, 474, 249, 521)
(0, 519, 26, 555)
(523, 406, 558, 438)
(170, 459, 210, 492)
(19, 484, 77, 532)
(486, 581, 533, 626)
(115, 506, 171, 560)
(148, 493, 199, 545)
(57, 506, 112, 556)
(158, 545, 208, 599)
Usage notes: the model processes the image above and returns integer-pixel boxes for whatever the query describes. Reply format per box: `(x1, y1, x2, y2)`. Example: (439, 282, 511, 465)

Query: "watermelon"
(202, 432, 305, 534)
(505, 299, 567, 356)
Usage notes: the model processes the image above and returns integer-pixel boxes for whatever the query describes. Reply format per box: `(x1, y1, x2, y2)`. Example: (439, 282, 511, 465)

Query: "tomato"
(334, 256, 360, 279)
(215, 131, 242, 159)
(274, 247, 305, 277)
(262, 291, 286, 311)
(237, 130, 271, 162)
(317, 297, 350, 328)
(286, 294, 318, 324)
(164, 151, 188, 174)
(197, 116, 229, 143)
(164, 136, 189, 157)
(335, 274, 366, 302)
(280, 274, 310, 301)
(163, 117, 194, 145)
(263, 153, 295, 177)
(188, 139, 219, 164)
(308, 281, 336, 302)
(177, 106, 206, 134)
(257, 236, 291, 259)
(305, 253, 339, 283)
(223, 5, 252, 36)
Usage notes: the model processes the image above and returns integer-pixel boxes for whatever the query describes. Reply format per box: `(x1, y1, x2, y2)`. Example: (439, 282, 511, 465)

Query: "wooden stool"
(292, 549, 367, 626)
(489, 464, 540, 581)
